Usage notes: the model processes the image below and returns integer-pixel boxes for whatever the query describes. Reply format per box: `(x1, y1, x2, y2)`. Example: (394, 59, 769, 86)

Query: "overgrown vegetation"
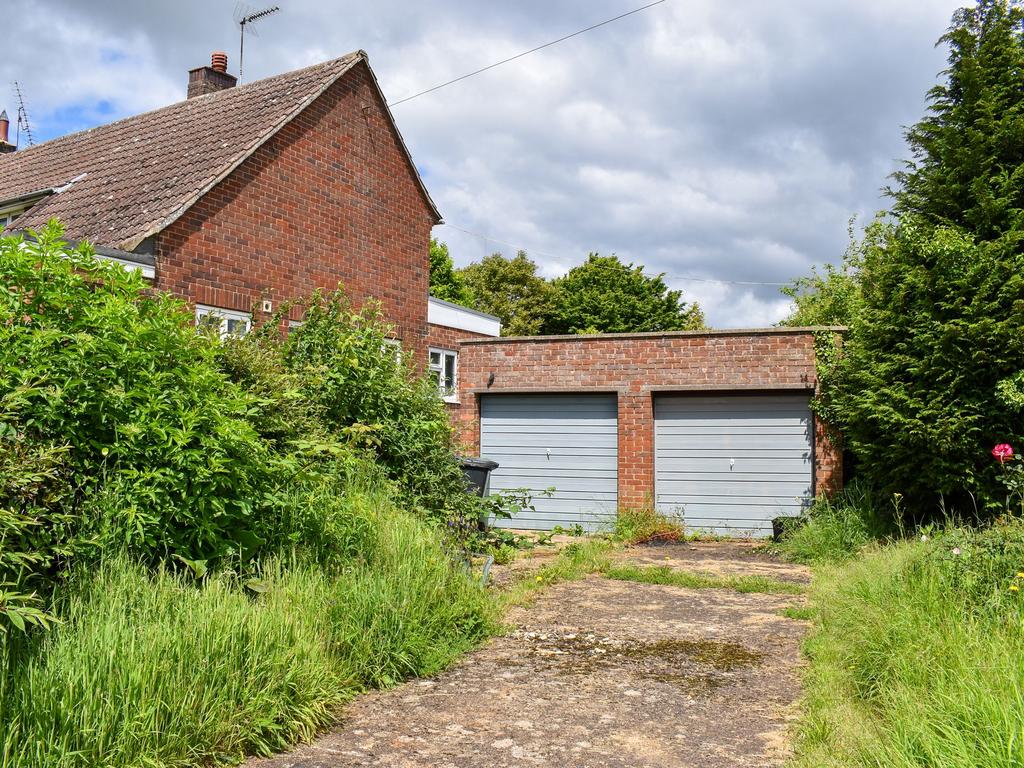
(776, 453, 1024, 765)
(791, 520, 1024, 767)
(773, 481, 893, 565)
(603, 563, 804, 595)
(501, 531, 803, 609)
(0, 482, 492, 768)
(1, 227, 273, 613)
(614, 506, 686, 544)
(0, 227, 493, 767)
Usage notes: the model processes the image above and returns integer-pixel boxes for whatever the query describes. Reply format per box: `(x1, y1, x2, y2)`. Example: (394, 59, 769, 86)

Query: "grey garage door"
(480, 394, 618, 531)
(654, 394, 813, 537)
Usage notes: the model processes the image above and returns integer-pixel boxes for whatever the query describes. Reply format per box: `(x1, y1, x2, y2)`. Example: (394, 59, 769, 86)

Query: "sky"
(1, 0, 965, 327)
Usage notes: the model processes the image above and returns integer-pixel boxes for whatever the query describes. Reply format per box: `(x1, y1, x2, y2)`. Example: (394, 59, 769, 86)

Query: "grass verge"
(791, 529, 1024, 767)
(771, 481, 892, 565)
(0, 504, 494, 768)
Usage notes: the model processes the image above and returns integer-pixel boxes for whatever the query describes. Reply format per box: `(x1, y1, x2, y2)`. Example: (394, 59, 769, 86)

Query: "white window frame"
(195, 305, 252, 339)
(428, 347, 458, 402)
(382, 337, 403, 364)
(0, 206, 26, 231)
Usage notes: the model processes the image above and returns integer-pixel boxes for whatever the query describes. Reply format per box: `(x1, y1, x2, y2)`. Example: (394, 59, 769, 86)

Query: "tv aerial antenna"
(234, 4, 280, 84)
(12, 81, 34, 147)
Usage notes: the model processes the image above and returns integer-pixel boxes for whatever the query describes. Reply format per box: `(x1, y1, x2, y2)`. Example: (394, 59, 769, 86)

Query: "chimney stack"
(0, 110, 14, 154)
(187, 52, 237, 99)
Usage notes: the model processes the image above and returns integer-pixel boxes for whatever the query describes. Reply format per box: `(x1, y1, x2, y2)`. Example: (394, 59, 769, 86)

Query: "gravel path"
(246, 542, 810, 768)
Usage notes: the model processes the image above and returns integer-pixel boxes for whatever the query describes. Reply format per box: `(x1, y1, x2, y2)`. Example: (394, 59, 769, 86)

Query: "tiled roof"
(0, 51, 439, 250)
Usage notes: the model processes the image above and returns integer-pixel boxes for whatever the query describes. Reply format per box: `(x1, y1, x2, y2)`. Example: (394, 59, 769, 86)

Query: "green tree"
(458, 251, 557, 336)
(831, 219, 1024, 514)
(810, 1, 1024, 519)
(891, 0, 1024, 239)
(428, 238, 473, 306)
(780, 224, 864, 328)
(545, 254, 705, 334)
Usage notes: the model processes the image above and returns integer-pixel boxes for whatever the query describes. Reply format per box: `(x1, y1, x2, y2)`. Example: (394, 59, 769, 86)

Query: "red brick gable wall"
(154, 60, 435, 358)
(453, 330, 843, 507)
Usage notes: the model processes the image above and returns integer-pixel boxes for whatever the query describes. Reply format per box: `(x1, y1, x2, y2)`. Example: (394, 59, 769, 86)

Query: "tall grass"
(0, 496, 494, 768)
(793, 527, 1024, 767)
(775, 481, 892, 564)
(614, 506, 685, 544)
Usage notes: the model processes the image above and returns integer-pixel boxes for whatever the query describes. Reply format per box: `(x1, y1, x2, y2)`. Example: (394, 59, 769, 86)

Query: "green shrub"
(830, 219, 1024, 517)
(0, 227, 495, 765)
(0, 226, 277, 595)
(0, 227, 484, 612)
(278, 290, 475, 527)
(215, 332, 326, 451)
(0, 408, 73, 629)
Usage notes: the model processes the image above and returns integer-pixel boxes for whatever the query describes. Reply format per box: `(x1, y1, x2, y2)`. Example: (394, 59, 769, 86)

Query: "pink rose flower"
(993, 444, 1014, 463)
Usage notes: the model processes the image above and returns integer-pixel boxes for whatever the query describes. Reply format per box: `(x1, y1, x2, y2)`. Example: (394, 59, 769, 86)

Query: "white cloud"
(1, 0, 965, 326)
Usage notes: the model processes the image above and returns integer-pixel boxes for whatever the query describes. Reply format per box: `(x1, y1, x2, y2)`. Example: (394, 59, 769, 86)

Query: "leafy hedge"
(0, 228, 274, 607)
(0, 225, 478, 630)
(829, 219, 1024, 515)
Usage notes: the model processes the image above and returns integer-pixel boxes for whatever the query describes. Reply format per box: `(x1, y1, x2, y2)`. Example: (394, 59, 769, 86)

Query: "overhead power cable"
(388, 0, 668, 107)
(439, 222, 791, 287)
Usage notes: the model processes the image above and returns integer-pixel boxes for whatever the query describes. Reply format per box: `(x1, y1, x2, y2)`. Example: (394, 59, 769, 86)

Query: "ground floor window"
(195, 305, 251, 339)
(382, 337, 403, 363)
(428, 348, 457, 401)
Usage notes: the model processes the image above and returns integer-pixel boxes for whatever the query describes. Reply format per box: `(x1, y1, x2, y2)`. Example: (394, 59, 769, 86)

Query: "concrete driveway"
(247, 542, 810, 768)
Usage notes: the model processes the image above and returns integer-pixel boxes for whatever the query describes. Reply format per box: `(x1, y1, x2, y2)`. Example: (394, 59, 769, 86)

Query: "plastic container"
(459, 457, 499, 497)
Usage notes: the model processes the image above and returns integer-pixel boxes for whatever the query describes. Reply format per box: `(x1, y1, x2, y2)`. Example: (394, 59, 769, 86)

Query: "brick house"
(449, 328, 843, 537)
(0, 50, 497, 364)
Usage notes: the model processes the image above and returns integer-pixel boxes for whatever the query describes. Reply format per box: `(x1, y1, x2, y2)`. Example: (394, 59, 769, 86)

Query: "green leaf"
(244, 579, 271, 595)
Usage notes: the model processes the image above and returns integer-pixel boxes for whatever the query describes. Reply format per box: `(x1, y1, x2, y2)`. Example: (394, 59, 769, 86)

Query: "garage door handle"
(546, 448, 552, 459)
(730, 458, 735, 469)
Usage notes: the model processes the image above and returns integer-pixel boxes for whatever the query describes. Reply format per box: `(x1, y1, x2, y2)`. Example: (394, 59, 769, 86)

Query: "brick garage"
(453, 327, 843, 534)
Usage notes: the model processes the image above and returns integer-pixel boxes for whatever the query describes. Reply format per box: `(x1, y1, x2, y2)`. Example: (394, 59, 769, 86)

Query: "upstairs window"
(428, 348, 457, 402)
(196, 305, 251, 339)
(0, 209, 24, 230)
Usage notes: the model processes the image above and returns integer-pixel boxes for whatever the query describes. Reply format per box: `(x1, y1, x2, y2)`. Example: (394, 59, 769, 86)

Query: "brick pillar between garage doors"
(618, 392, 654, 509)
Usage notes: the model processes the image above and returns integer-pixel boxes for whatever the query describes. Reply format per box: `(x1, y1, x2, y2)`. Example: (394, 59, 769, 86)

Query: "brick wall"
(453, 328, 843, 507)
(155, 60, 437, 359)
(425, 322, 493, 352)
